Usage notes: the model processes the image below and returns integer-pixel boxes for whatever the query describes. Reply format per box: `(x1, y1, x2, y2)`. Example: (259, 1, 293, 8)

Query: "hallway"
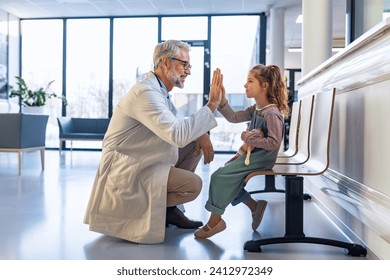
(0, 150, 374, 260)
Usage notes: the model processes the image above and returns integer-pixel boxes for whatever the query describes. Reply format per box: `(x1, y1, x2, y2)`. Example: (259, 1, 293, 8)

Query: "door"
(170, 44, 207, 118)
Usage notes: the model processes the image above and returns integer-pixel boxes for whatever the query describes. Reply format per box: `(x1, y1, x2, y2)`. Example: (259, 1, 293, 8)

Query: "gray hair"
(153, 40, 191, 70)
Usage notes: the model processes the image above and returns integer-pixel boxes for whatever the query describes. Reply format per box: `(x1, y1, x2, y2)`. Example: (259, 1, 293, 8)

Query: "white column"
(269, 7, 285, 72)
(301, 0, 332, 76)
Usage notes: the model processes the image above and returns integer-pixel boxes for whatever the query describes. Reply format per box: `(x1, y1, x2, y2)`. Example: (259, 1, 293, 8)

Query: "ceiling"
(0, 0, 389, 49)
(0, 0, 302, 18)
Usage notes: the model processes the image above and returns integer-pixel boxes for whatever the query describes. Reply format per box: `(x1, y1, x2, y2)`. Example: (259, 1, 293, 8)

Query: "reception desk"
(296, 17, 390, 259)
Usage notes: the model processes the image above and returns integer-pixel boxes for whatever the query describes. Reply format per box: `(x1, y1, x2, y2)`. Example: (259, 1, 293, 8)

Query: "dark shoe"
(166, 207, 203, 229)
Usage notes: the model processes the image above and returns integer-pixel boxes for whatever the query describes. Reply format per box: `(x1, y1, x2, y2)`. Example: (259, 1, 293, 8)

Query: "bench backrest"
(307, 88, 336, 170)
(279, 100, 301, 156)
(291, 94, 315, 163)
(57, 117, 110, 135)
(287, 100, 301, 154)
(244, 89, 335, 180)
(71, 118, 110, 133)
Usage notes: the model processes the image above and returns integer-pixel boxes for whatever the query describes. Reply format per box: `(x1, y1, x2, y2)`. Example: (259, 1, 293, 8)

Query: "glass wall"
(66, 18, 110, 118)
(21, 19, 63, 147)
(210, 15, 260, 151)
(161, 16, 208, 118)
(19, 15, 261, 151)
(161, 16, 208, 40)
(0, 10, 8, 101)
(7, 14, 20, 100)
(113, 18, 158, 108)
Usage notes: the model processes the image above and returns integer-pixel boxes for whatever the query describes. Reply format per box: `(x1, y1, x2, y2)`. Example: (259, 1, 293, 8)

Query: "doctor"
(84, 40, 223, 244)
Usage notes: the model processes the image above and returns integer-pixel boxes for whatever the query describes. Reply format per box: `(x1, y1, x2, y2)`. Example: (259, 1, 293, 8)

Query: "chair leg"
(243, 175, 367, 257)
(18, 151, 22, 176)
(40, 148, 45, 170)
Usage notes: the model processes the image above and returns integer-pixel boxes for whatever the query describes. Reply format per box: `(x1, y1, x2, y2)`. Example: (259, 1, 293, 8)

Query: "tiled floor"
(0, 150, 374, 260)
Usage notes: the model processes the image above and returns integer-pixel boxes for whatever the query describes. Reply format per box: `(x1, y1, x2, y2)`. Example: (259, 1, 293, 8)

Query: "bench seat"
(60, 132, 106, 140)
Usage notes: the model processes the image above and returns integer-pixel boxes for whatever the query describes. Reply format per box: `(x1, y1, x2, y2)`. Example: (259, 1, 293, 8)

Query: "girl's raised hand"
(207, 68, 223, 112)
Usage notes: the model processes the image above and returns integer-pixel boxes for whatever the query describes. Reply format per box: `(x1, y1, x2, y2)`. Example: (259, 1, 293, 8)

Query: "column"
(269, 7, 285, 72)
(301, 0, 332, 76)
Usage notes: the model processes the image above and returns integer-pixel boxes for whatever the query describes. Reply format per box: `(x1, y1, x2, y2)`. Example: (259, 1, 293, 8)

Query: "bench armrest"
(57, 117, 73, 137)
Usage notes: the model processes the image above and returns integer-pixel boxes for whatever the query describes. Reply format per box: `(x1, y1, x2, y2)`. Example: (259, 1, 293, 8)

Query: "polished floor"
(0, 150, 375, 260)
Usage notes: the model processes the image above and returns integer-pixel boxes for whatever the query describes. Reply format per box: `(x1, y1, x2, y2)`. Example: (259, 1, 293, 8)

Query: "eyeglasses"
(169, 57, 192, 70)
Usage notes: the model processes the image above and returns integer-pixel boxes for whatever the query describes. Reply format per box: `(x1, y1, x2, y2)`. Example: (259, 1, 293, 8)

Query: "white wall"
(297, 18, 390, 259)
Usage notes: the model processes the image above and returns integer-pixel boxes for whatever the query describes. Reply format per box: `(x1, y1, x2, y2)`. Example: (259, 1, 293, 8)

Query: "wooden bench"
(249, 95, 315, 197)
(243, 88, 367, 256)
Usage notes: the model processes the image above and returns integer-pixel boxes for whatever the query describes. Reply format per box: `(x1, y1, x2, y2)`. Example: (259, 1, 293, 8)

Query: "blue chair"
(57, 117, 109, 152)
(0, 113, 49, 175)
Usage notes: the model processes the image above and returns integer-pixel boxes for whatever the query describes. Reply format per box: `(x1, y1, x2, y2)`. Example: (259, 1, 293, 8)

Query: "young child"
(195, 64, 289, 239)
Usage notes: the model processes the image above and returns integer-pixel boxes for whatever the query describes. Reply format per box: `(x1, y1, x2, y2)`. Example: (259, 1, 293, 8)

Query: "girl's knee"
(210, 168, 224, 181)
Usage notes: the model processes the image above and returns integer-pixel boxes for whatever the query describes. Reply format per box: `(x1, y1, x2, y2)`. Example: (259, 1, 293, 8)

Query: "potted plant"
(9, 76, 67, 113)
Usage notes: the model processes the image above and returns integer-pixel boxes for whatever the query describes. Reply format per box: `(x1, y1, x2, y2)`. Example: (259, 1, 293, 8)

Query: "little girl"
(195, 64, 289, 239)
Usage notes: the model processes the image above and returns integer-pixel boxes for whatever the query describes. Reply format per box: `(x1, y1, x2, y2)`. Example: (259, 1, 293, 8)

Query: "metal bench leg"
(248, 175, 285, 195)
(248, 174, 311, 200)
(244, 175, 367, 257)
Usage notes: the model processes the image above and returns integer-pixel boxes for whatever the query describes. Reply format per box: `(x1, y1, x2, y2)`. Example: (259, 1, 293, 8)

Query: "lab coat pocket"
(99, 151, 146, 218)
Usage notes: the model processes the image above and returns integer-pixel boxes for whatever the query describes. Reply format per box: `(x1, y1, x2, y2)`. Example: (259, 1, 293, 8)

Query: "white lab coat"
(84, 72, 217, 243)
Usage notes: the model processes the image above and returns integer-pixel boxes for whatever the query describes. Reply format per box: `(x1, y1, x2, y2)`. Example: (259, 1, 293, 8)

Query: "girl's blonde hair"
(250, 64, 289, 118)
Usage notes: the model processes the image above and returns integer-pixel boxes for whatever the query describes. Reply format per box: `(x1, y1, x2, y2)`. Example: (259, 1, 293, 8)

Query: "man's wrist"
(207, 101, 219, 112)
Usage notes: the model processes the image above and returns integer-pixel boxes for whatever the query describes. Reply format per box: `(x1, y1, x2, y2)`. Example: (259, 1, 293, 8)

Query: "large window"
(162, 16, 208, 118)
(210, 15, 260, 151)
(113, 18, 158, 108)
(21, 19, 63, 147)
(18, 15, 261, 151)
(161, 16, 208, 41)
(66, 19, 110, 118)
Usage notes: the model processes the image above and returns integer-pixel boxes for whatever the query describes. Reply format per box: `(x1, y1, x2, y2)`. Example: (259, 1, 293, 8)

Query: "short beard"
(167, 68, 184, 89)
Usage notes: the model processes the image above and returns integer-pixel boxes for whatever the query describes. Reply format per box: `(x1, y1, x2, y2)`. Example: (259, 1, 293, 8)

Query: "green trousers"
(205, 148, 278, 215)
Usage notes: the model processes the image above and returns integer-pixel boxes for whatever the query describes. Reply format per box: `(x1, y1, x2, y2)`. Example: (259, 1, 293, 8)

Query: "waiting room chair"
(0, 113, 49, 175)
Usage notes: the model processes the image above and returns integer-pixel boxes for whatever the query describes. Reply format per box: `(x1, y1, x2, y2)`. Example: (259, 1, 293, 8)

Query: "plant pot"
(22, 106, 49, 115)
